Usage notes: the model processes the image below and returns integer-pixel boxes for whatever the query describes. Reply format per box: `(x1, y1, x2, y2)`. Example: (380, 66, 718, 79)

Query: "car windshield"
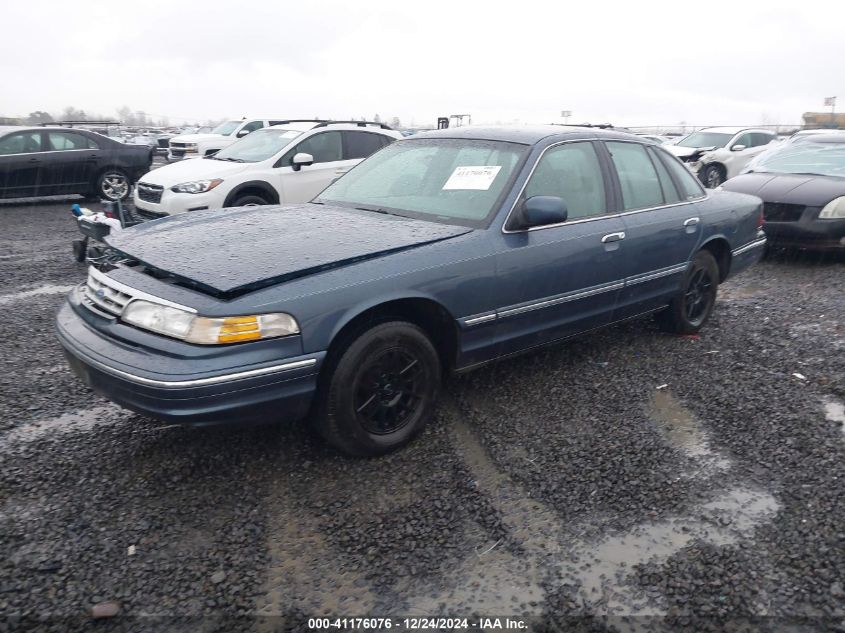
(751, 141, 845, 178)
(211, 120, 242, 136)
(213, 128, 302, 162)
(676, 131, 733, 148)
(316, 138, 527, 227)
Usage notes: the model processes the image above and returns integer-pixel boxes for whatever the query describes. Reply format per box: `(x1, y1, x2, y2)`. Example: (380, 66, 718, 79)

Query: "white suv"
(135, 121, 401, 217)
(167, 118, 289, 160)
(666, 127, 778, 188)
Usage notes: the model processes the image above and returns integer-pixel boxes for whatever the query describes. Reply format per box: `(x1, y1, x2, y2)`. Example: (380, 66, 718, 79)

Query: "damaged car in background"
(56, 126, 766, 457)
(668, 126, 778, 188)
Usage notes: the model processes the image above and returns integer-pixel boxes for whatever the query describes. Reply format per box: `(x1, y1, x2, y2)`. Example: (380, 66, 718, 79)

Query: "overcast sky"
(2, 0, 842, 128)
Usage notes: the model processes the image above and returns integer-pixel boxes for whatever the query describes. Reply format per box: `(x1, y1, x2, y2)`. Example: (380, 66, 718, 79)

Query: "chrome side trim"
(87, 266, 197, 314)
(497, 281, 625, 319)
(73, 351, 317, 388)
(462, 313, 497, 326)
(501, 138, 709, 234)
(732, 237, 767, 256)
(625, 263, 688, 286)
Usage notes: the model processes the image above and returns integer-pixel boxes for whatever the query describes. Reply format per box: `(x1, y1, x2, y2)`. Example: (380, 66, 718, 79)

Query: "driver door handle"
(601, 232, 626, 243)
(684, 217, 700, 227)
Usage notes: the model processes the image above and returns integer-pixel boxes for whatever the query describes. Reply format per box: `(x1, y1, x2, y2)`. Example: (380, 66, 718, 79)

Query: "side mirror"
(291, 152, 314, 172)
(731, 144, 746, 152)
(236, 128, 251, 138)
(512, 196, 568, 230)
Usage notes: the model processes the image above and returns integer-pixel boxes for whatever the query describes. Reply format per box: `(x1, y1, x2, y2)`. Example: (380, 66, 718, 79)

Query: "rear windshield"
(316, 138, 527, 228)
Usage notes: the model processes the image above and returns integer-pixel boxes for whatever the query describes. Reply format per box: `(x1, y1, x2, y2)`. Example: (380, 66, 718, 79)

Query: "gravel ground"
(0, 200, 843, 632)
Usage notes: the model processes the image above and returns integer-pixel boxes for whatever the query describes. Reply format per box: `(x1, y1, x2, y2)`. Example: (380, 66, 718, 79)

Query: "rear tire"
(95, 170, 131, 201)
(314, 321, 441, 457)
(656, 250, 719, 334)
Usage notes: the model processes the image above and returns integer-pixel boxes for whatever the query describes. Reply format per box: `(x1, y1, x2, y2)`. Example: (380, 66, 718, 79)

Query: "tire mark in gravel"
(444, 392, 780, 619)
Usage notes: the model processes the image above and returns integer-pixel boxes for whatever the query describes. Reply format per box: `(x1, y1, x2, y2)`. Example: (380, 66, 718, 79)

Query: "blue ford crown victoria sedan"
(57, 126, 766, 456)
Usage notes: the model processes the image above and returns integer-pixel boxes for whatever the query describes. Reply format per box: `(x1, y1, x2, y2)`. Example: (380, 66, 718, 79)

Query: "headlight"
(819, 197, 845, 219)
(121, 300, 299, 344)
(171, 178, 223, 194)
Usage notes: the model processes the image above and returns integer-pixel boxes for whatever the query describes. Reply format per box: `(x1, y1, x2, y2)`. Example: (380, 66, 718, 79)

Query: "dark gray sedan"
(56, 126, 766, 456)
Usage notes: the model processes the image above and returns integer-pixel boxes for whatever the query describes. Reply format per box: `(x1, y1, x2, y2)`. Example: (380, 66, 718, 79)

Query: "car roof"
(800, 133, 845, 143)
(411, 125, 639, 145)
(696, 126, 770, 135)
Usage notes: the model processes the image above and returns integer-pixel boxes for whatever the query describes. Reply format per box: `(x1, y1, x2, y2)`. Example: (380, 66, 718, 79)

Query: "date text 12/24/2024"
(307, 618, 528, 630)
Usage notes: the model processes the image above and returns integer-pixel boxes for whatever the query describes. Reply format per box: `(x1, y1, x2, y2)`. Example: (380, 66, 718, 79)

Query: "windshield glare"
(753, 141, 845, 178)
(211, 120, 242, 136)
(214, 128, 302, 162)
(677, 132, 733, 148)
(317, 139, 526, 227)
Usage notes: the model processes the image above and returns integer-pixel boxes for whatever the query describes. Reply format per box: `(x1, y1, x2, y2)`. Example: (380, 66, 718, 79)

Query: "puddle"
(719, 283, 766, 301)
(442, 396, 779, 618)
(1, 405, 120, 445)
(571, 487, 779, 615)
(822, 397, 845, 427)
(650, 389, 730, 472)
(0, 284, 75, 305)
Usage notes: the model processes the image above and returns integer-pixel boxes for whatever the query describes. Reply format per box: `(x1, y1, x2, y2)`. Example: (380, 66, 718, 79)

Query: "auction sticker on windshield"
(442, 165, 501, 190)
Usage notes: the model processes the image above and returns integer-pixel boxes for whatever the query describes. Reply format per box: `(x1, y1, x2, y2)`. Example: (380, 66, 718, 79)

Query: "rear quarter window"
(655, 148, 706, 200)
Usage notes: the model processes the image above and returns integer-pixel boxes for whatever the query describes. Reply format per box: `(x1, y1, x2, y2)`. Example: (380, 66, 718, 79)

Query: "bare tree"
(26, 111, 53, 125)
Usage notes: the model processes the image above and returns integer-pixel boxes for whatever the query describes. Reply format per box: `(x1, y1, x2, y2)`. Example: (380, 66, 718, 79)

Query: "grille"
(763, 203, 805, 223)
(83, 271, 134, 316)
(137, 182, 163, 204)
(170, 149, 185, 158)
(170, 142, 188, 148)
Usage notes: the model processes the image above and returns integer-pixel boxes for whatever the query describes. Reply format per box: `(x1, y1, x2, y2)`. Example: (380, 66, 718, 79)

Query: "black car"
(722, 134, 845, 251)
(0, 126, 153, 201)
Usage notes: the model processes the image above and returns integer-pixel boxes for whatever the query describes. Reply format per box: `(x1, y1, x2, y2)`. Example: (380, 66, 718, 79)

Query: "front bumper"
(133, 186, 221, 216)
(764, 213, 845, 251)
(56, 290, 325, 425)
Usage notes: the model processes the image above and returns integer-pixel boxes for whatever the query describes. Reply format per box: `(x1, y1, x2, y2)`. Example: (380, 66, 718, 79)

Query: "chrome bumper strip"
(70, 349, 317, 389)
(732, 237, 767, 256)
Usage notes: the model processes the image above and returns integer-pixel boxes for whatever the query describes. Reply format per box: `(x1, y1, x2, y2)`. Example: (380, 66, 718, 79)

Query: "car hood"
(170, 133, 229, 144)
(137, 157, 252, 187)
(661, 145, 716, 158)
(720, 173, 845, 205)
(106, 204, 473, 298)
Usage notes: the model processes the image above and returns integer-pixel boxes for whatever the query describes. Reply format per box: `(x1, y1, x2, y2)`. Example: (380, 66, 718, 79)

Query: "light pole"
(825, 97, 837, 128)
(561, 110, 572, 125)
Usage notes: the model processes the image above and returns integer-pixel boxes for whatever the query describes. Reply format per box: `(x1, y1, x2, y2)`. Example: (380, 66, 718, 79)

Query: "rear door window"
(343, 131, 390, 160)
(647, 146, 682, 203)
(47, 132, 98, 151)
(655, 148, 706, 200)
(605, 141, 664, 210)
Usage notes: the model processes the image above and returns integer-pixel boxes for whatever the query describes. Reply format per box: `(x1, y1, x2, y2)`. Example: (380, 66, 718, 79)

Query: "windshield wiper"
(355, 205, 391, 215)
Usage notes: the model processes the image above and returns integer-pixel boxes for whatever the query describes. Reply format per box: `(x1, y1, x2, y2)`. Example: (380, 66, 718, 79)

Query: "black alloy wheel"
(656, 249, 720, 334)
(315, 321, 441, 457)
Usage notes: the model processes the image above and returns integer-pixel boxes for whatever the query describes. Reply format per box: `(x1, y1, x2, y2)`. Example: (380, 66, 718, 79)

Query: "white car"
(134, 121, 401, 217)
(167, 118, 289, 160)
(666, 127, 778, 188)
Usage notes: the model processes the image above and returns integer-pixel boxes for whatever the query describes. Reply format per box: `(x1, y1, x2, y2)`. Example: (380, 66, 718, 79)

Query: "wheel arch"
(699, 236, 732, 282)
(222, 180, 280, 207)
(323, 295, 460, 375)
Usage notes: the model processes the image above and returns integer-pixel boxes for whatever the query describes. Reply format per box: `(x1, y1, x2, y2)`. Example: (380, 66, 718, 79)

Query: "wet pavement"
(1, 201, 844, 632)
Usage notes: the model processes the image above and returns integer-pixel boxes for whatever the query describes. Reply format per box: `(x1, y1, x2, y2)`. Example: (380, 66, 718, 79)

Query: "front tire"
(231, 194, 269, 207)
(315, 321, 441, 457)
(656, 250, 719, 334)
(95, 170, 131, 201)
